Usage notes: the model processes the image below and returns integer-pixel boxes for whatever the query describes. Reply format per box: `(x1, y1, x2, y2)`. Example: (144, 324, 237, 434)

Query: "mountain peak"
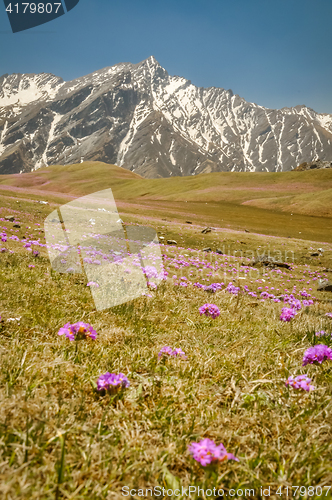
(0, 58, 332, 177)
(147, 55, 161, 66)
(136, 55, 164, 70)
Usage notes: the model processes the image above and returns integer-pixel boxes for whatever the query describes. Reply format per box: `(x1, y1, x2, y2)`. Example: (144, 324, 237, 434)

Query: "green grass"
(1, 188, 332, 499)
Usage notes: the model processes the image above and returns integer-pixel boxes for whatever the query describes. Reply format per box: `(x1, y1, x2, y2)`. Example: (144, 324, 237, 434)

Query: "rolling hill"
(0, 161, 331, 217)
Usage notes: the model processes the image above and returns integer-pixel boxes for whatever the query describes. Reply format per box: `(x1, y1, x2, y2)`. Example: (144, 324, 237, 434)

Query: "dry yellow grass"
(1, 190, 332, 499)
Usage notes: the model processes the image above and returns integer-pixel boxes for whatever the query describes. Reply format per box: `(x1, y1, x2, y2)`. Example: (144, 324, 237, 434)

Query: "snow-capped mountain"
(1, 56, 332, 177)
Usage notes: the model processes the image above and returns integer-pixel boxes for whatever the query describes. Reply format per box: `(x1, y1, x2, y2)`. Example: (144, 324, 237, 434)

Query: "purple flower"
(188, 438, 239, 466)
(280, 307, 297, 322)
(96, 372, 130, 394)
(57, 322, 97, 341)
(205, 283, 223, 293)
(285, 374, 315, 392)
(302, 344, 332, 366)
(158, 346, 187, 359)
(83, 257, 93, 264)
(142, 265, 159, 279)
(58, 322, 73, 340)
(288, 299, 302, 311)
(226, 283, 240, 295)
(158, 346, 175, 357)
(87, 281, 100, 287)
(147, 281, 157, 289)
(199, 303, 220, 319)
(325, 313, 332, 319)
(172, 348, 187, 359)
(315, 330, 327, 337)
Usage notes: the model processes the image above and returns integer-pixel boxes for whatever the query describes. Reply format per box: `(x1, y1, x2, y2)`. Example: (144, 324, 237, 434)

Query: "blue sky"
(1, 0, 332, 113)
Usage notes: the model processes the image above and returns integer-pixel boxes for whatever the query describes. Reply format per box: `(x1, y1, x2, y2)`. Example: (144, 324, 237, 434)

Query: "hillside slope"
(0, 161, 331, 217)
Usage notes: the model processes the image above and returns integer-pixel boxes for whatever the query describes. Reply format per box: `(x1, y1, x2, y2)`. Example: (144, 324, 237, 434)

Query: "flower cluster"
(280, 307, 297, 322)
(226, 282, 240, 295)
(58, 322, 97, 341)
(158, 346, 187, 359)
(302, 344, 332, 366)
(199, 303, 220, 319)
(287, 298, 302, 311)
(142, 265, 159, 279)
(285, 374, 315, 392)
(315, 330, 329, 337)
(188, 438, 239, 466)
(97, 372, 130, 394)
(282, 293, 313, 307)
(326, 313, 332, 319)
(204, 282, 223, 293)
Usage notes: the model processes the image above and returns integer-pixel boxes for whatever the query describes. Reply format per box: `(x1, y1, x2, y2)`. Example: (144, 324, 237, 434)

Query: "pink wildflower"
(58, 322, 97, 341)
(285, 374, 315, 392)
(303, 344, 332, 366)
(188, 438, 239, 466)
(199, 303, 220, 319)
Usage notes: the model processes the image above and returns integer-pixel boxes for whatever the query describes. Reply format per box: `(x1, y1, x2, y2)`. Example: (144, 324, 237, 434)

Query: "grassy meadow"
(0, 164, 332, 499)
(1, 162, 332, 243)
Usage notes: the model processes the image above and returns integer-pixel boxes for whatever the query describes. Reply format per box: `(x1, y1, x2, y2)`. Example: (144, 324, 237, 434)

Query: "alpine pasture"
(0, 163, 332, 499)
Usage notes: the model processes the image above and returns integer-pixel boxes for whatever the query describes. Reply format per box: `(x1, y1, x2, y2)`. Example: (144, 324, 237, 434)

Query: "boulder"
(186, 221, 192, 224)
(13, 224, 21, 228)
(216, 249, 223, 254)
(167, 240, 177, 245)
(317, 281, 332, 292)
(248, 256, 291, 269)
(201, 227, 212, 234)
(4, 216, 15, 222)
(311, 252, 320, 257)
(203, 247, 212, 252)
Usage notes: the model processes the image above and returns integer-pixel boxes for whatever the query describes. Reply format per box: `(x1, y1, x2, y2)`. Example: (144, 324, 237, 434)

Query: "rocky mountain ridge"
(293, 159, 332, 171)
(1, 56, 332, 177)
